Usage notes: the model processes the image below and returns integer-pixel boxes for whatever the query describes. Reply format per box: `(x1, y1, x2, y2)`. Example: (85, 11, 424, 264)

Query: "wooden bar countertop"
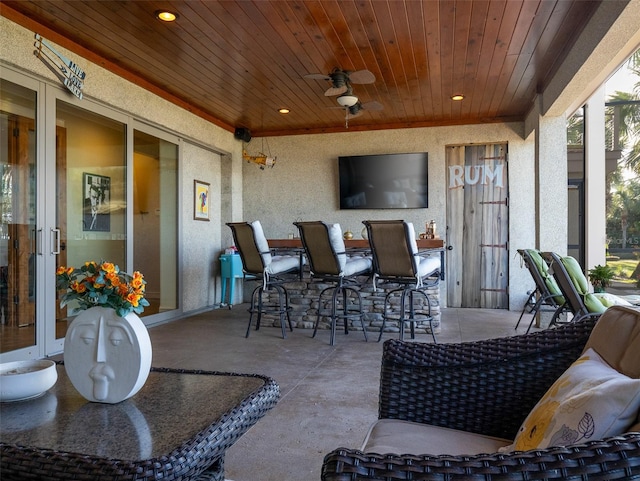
(269, 238, 444, 249)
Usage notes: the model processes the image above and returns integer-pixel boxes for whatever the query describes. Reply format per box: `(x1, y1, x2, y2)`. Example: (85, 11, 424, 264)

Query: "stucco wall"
(244, 125, 536, 310)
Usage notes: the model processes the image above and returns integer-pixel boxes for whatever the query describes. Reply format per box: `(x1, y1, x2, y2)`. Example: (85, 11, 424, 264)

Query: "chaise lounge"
(321, 305, 640, 480)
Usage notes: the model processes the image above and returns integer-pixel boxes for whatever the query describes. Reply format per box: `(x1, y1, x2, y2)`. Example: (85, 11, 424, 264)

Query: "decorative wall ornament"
(194, 179, 210, 220)
(33, 34, 85, 99)
(83, 173, 110, 232)
(242, 150, 276, 169)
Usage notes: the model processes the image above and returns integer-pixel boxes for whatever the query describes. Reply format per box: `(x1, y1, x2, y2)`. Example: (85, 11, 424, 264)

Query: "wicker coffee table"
(1, 364, 279, 481)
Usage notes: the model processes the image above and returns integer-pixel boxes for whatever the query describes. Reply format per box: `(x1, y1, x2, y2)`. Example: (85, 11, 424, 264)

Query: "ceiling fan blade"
(325, 85, 348, 96)
(348, 69, 375, 84)
(362, 100, 384, 111)
(304, 73, 331, 80)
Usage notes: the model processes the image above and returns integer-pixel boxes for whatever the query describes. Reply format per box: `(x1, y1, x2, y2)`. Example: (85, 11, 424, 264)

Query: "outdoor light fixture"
(155, 10, 178, 22)
(337, 94, 359, 107)
(278, 108, 290, 114)
(451, 94, 465, 101)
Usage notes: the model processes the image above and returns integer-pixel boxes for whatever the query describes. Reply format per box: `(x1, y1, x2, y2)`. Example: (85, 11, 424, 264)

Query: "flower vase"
(64, 306, 152, 404)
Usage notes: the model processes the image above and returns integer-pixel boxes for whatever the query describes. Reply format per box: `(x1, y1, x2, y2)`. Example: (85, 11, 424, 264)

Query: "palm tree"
(606, 50, 640, 174)
(608, 178, 640, 249)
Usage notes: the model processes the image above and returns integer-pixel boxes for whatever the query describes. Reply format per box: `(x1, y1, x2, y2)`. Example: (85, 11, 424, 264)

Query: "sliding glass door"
(53, 101, 127, 348)
(0, 70, 181, 361)
(0, 78, 38, 356)
(133, 128, 178, 317)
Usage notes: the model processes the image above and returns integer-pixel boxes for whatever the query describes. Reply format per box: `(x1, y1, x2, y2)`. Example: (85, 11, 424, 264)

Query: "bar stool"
(295, 221, 372, 346)
(227, 221, 302, 338)
(363, 220, 441, 343)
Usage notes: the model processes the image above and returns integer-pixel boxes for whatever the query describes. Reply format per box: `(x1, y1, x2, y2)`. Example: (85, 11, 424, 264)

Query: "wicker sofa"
(322, 305, 640, 480)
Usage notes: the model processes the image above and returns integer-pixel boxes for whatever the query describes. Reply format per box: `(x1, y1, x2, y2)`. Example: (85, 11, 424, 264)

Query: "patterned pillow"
(512, 348, 640, 451)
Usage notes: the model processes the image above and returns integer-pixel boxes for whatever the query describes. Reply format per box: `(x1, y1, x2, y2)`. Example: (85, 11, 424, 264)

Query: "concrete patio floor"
(147, 305, 530, 481)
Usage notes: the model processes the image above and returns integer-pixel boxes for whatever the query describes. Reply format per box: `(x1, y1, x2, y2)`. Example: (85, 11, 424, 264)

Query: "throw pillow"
(512, 348, 640, 451)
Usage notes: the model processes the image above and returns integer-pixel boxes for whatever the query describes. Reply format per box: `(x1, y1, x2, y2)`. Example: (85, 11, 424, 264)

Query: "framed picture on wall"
(83, 172, 111, 232)
(194, 179, 210, 221)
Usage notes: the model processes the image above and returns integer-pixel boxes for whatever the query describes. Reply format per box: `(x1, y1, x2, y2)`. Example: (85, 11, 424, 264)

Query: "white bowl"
(0, 360, 58, 402)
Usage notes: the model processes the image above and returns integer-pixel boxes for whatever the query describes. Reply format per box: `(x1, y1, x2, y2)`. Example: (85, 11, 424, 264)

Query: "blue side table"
(220, 254, 244, 308)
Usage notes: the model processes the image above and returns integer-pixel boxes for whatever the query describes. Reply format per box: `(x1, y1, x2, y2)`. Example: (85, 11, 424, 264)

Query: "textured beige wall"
(245, 124, 535, 309)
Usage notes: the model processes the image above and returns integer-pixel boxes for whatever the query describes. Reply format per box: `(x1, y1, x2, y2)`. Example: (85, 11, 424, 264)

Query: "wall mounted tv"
(338, 152, 428, 209)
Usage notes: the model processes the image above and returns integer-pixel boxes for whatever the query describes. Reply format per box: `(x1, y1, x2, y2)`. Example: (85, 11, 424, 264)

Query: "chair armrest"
(321, 433, 640, 481)
(379, 317, 597, 438)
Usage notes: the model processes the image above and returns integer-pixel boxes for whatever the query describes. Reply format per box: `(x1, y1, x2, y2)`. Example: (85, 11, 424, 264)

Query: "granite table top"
(1, 364, 280, 481)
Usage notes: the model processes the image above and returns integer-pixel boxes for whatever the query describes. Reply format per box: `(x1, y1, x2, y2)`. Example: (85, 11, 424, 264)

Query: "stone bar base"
(242, 277, 441, 335)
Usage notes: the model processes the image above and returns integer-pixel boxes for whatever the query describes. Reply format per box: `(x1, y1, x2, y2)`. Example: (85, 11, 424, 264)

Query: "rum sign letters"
(448, 163, 504, 189)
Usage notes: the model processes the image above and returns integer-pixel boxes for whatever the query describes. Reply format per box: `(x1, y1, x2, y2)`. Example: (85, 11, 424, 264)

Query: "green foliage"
(588, 264, 615, 291)
(56, 261, 150, 317)
(607, 177, 640, 248)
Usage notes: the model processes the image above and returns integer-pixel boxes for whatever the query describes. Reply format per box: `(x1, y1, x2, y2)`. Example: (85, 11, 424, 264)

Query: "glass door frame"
(129, 120, 183, 326)
(0, 67, 45, 362)
(43, 85, 133, 357)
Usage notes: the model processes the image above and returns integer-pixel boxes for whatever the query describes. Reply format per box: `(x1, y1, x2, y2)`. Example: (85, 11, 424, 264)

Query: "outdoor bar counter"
(238, 238, 445, 336)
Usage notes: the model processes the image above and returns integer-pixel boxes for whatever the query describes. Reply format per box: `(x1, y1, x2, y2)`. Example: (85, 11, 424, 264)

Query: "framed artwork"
(194, 179, 210, 221)
(83, 172, 111, 232)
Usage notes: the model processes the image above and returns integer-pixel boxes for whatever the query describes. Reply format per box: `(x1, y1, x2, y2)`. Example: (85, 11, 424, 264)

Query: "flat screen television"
(338, 152, 428, 209)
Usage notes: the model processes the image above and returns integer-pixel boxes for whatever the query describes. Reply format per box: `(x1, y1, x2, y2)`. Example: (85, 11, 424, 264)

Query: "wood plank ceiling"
(2, 0, 601, 137)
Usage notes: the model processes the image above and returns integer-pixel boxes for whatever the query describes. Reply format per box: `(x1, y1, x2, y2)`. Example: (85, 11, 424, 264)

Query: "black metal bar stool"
(227, 221, 302, 338)
(295, 221, 372, 346)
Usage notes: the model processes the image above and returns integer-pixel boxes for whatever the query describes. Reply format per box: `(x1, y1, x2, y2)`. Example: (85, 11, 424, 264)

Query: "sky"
(605, 55, 639, 181)
(606, 57, 638, 97)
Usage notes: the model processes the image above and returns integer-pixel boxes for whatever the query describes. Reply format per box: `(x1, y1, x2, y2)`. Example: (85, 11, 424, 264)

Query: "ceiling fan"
(304, 67, 376, 96)
(305, 68, 382, 127)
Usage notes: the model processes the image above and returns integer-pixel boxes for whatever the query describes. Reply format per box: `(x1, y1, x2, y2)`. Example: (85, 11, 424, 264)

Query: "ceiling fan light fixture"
(451, 94, 465, 101)
(337, 95, 358, 107)
(155, 10, 178, 22)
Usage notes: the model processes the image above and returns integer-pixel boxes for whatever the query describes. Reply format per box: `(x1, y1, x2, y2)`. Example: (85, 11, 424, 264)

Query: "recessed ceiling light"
(451, 94, 465, 101)
(278, 108, 290, 114)
(155, 10, 178, 22)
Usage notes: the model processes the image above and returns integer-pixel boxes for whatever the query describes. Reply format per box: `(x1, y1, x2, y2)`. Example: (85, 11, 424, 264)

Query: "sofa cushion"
(511, 347, 640, 451)
(362, 419, 511, 456)
(584, 305, 640, 378)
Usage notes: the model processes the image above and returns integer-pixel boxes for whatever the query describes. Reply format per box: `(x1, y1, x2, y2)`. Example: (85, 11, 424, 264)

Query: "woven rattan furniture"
(1, 364, 279, 481)
(321, 307, 640, 480)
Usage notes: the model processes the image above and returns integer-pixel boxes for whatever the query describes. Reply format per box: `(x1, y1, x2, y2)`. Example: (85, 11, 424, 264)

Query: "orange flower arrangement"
(56, 261, 149, 317)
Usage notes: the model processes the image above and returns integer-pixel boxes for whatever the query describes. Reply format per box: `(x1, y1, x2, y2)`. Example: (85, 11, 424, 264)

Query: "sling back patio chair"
(541, 251, 607, 325)
(227, 221, 302, 338)
(515, 248, 567, 333)
(362, 220, 441, 342)
(294, 221, 372, 346)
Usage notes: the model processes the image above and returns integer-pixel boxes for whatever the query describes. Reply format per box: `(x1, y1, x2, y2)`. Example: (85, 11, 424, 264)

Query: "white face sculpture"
(64, 308, 151, 404)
